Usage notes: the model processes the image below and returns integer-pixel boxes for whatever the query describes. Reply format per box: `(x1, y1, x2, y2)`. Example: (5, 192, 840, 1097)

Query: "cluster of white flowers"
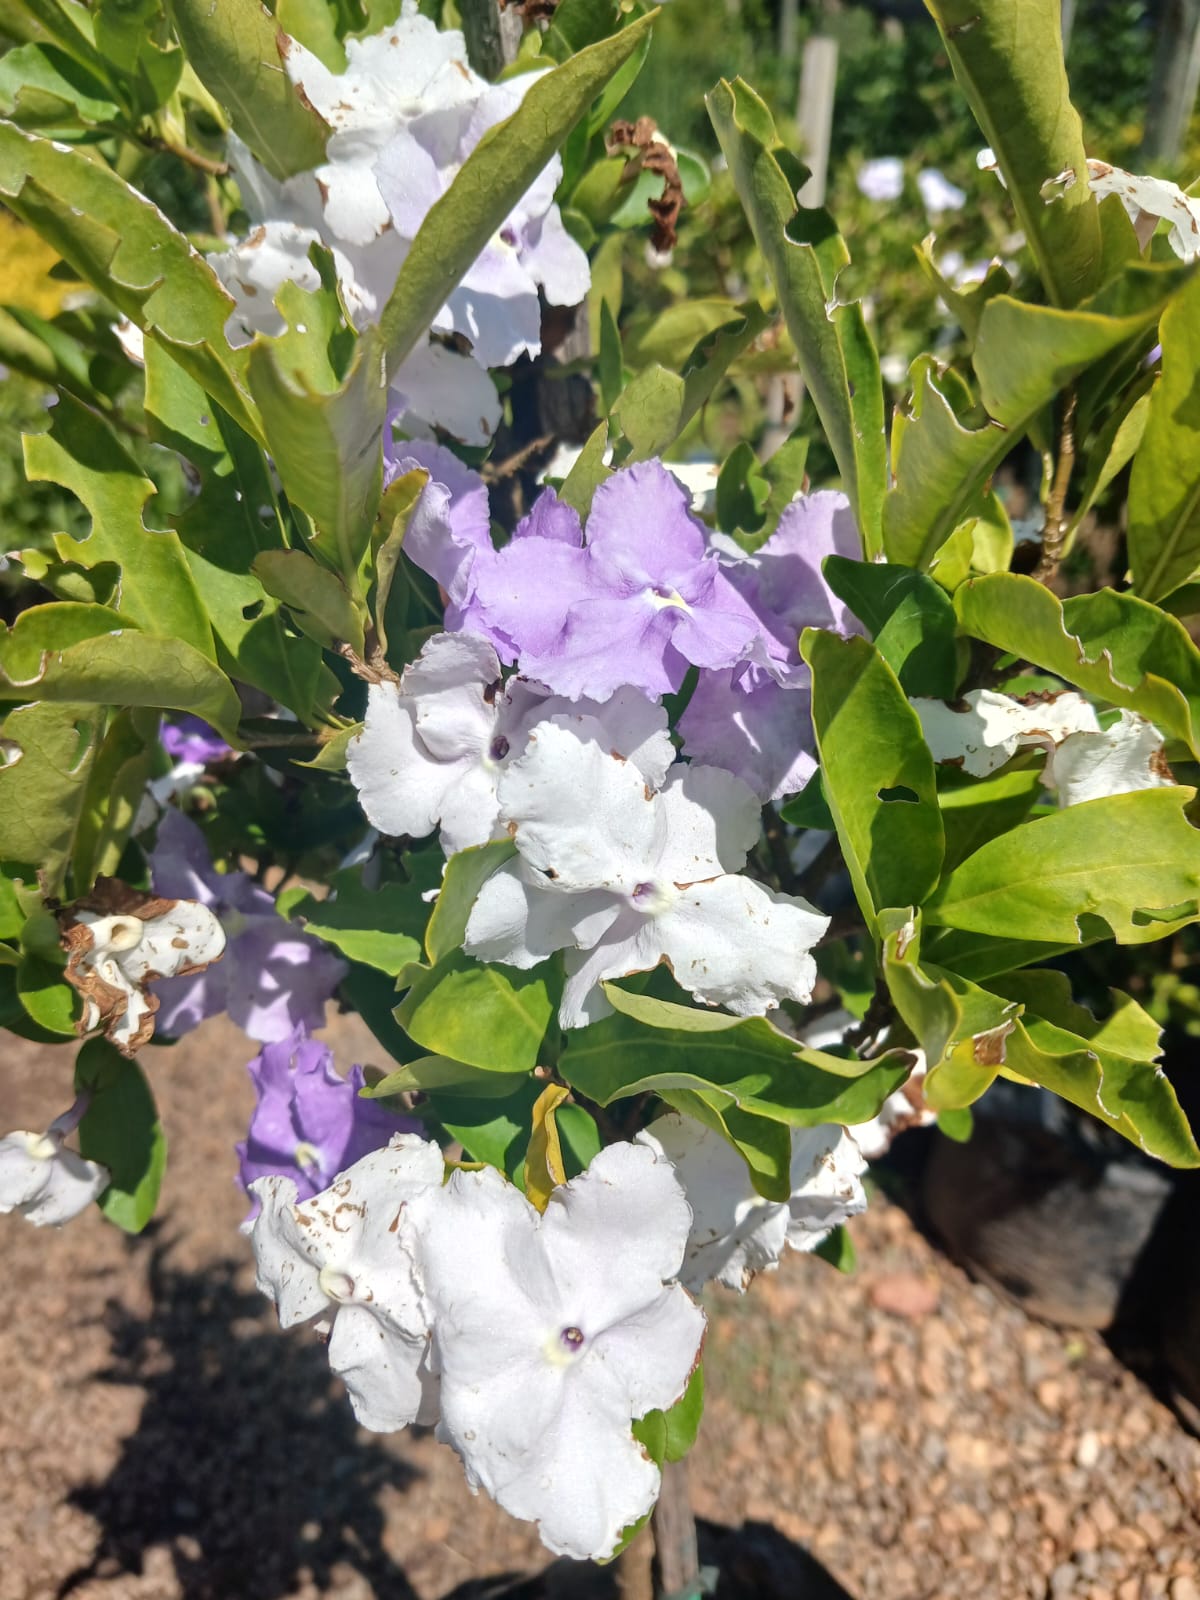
(913, 689, 1172, 806)
(348, 633, 830, 1028)
(208, 3, 588, 443)
(250, 1115, 866, 1556)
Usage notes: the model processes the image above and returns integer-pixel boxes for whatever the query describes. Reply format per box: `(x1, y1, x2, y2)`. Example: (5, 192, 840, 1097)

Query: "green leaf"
(611, 303, 770, 462)
(424, 840, 517, 964)
(75, 1036, 167, 1231)
(0, 601, 130, 677)
(397, 949, 553, 1075)
(914, 237, 1011, 347)
(560, 986, 912, 1128)
(715, 440, 771, 543)
(955, 573, 1200, 757)
(0, 700, 101, 890)
(73, 706, 159, 887)
(557, 421, 612, 519)
(706, 77, 885, 551)
(283, 873, 424, 974)
(0, 122, 258, 437)
(17, 950, 79, 1035)
(800, 630, 943, 930)
(253, 550, 366, 653)
(165, 0, 329, 180)
(660, 1086, 793, 1202)
(276, 0, 344, 70)
(0, 42, 120, 127)
(338, 959, 409, 1061)
(822, 557, 959, 697)
(1128, 272, 1200, 602)
(939, 766, 1043, 874)
(0, 876, 24, 942)
(376, 12, 655, 379)
(993, 971, 1199, 1167)
(0, 630, 242, 742)
(555, 1101, 602, 1177)
(598, 297, 623, 415)
(884, 265, 1187, 569)
(633, 1364, 703, 1467)
(370, 465, 430, 657)
(366, 1055, 528, 1100)
(924, 0, 1100, 309)
(22, 393, 217, 659)
(812, 1225, 857, 1272)
(925, 786, 1200, 947)
(431, 1077, 542, 1181)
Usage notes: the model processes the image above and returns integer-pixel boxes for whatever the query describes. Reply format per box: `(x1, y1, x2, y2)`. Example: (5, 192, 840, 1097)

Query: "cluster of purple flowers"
(388, 442, 862, 801)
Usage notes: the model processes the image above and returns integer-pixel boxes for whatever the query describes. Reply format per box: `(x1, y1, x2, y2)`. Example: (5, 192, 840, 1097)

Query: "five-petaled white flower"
(0, 1110, 108, 1227)
(636, 1113, 867, 1293)
(406, 1141, 705, 1561)
(249, 1134, 444, 1432)
(464, 723, 829, 1027)
(347, 632, 672, 857)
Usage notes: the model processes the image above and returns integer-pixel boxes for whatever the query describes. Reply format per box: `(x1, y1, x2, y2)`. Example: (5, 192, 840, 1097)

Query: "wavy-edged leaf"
(0, 700, 102, 890)
(397, 949, 554, 1075)
(706, 77, 885, 551)
(822, 557, 959, 697)
(281, 872, 424, 974)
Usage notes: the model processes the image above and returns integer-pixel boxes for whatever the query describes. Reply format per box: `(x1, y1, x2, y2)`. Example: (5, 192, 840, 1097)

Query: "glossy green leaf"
(924, 0, 1100, 309)
(17, 950, 78, 1035)
(914, 237, 1011, 346)
(813, 1225, 857, 1272)
(993, 971, 1199, 1167)
(925, 786, 1200, 947)
(376, 11, 655, 378)
(0, 121, 258, 436)
(555, 1101, 602, 1178)
(822, 557, 959, 697)
(0, 41, 120, 126)
(938, 766, 1043, 874)
(557, 421, 611, 519)
(165, 0, 329, 180)
(366, 1054, 528, 1100)
(431, 1077, 542, 1182)
(955, 573, 1200, 757)
(800, 630, 943, 929)
(22, 394, 216, 659)
(633, 1363, 703, 1466)
(424, 841, 517, 964)
(0, 700, 101, 890)
(75, 1036, 167, 1231)
(659, 1086, 793, 1202)
(253, 550, 366, 653)
(1128, 272, 1200, 602)
(397, 949, 554, 1075)
(0, 630, 241, 742)
(73, 706, 159, 888)
(706, 77, 885, 551)
(560, 986, 912, 1128)
(282, 873, 424, 974)
(371, 465, 430, 657)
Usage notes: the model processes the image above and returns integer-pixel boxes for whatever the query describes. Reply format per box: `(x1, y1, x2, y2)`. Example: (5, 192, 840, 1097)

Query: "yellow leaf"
(524, 1082, 570, 1213)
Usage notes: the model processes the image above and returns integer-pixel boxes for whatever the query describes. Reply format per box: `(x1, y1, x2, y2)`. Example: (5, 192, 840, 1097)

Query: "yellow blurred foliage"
(0, 210, 81, 318)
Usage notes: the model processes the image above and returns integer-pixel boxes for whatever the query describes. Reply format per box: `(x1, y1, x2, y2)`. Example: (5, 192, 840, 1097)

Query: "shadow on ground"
(57, 1234, 853, 1600)
(58, 1235, 423, 1600)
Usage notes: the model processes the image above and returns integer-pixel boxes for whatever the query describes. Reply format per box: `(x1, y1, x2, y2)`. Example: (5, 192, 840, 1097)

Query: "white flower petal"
(389, 340, 501, 446)
(1044, 709, 1172, 807)
(654, 763, 761, 882)
(1082, 160, 1200, 260)
(913, 688, 1098, 776)
(327, 1302, 432, 1433)
(0, 1131, 108, 1226)
(464, 864, 620, 969)
(347, 678, 476, 846)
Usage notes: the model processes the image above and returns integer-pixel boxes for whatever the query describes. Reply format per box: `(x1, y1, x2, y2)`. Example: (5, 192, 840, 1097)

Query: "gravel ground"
(3, 1015, 1200, 1600)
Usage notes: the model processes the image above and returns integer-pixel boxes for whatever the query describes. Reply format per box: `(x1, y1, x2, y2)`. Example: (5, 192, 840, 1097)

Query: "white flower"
(848, 1053, 934, 1160)
(857, 156, 904, 202)
(1045, 159, 1200, 261)
(407, 1142, 705, 1561)
(912, 688, 1099, 777)
(0, 1121, 108, 1226)
(249, 1134, 444, 1432)
(346, 632, 672, 856)
(464, 724, 829, 1027)
(917, 167, 967, 215)
(1043, 708, 1172, 807)
(61, 892, 226, 1054)
(636, 1113, 867, 1293)
(976, 147, 1006, 188)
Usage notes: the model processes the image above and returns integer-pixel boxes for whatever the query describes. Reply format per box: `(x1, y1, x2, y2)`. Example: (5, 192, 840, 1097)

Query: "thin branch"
(481, 432, 556, 484)
(1034, 391, 1078, 584)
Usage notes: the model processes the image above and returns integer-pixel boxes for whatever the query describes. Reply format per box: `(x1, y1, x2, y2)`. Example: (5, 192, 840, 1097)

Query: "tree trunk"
(651, 1458, 702, 1600)
(459, 0, 523, 80)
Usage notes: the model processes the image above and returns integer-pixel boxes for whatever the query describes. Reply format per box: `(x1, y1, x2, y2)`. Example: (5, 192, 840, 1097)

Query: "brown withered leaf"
(606, 115, 685, 253)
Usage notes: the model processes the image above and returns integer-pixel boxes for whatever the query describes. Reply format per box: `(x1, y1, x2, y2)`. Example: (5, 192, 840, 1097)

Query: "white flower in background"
(407, 1142, 705, 1561)
(857, 156, 904, 202)
(207, 4, 589, 445)
(1045, 159, 1200, 261)
(250, 1134, 444, 1432)
(912, 688, 1099, 777)
(976, 146, 1006, 188)
(917, 167, 967, 215)
(61, 890, 226, 1054)
(347, 632, 672, 856)
(636, 1113, 867, 1293)
(0, 1099, 108, 1227)
(464, 723, 829, 1027)
(1043, 709, 1172, 807)
(848, 1053, 935, 1160)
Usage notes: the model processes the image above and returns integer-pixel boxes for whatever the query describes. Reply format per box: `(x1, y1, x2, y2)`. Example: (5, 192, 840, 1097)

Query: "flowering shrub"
(2, 0, 1200, 1573)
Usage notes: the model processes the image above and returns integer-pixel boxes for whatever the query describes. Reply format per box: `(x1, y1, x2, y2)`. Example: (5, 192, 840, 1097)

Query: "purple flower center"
(489, 735, 510, 762)
(632, 882, 657, 904)
(499, 225, 518, 249)
(560, 1326, 585, 1350)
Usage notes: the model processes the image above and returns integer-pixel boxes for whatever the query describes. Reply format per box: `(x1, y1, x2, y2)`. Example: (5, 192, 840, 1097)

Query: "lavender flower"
(160, 716, 232, 765)
(149, 809, 346, 1042)
(237, 1026, 410, 1208)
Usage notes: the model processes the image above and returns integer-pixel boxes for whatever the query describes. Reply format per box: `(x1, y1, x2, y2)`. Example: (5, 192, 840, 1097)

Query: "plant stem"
(652, 1458, 702, 1600)
(1034, 391, 1078, 584)
(616, 1530, 655, 1600)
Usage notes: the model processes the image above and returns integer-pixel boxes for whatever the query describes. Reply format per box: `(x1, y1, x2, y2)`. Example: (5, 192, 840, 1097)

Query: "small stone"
(1171, 1580, 1200, 1600)
(1051, 1561, 1080, 1595)
(1076, 1429, 1103, 1469)
(868, 1271, 941, 1319)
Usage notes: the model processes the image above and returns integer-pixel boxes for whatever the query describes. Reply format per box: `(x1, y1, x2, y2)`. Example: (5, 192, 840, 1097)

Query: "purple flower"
(678, 491, 862, 800)
(160, 716, 231, 765)
(149, 809, 347, 1042)
(236, 1025, 413, 1211)
(384, 437, 499, 635)
(470, 463, 763, 700)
